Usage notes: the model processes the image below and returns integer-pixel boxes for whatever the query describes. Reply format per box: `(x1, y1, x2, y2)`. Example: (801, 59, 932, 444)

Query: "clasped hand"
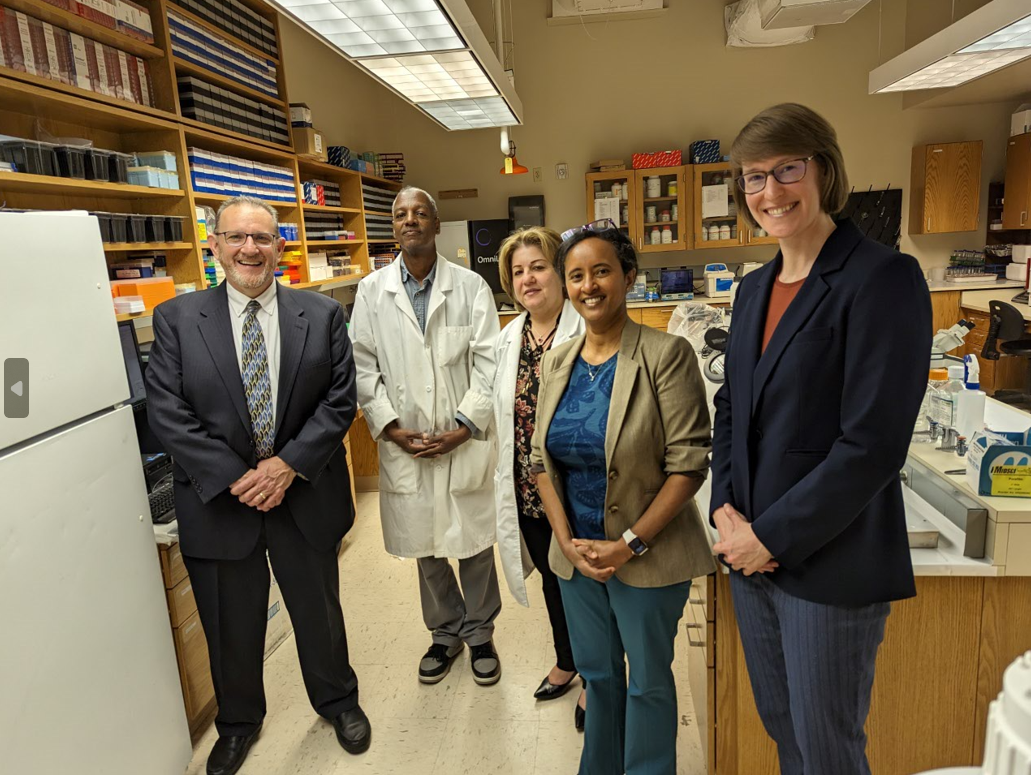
(711, 504, 779, 576)
(385, 423, 471, 459)
(230, 456, 297, 512)
(564, 538, 633, 583)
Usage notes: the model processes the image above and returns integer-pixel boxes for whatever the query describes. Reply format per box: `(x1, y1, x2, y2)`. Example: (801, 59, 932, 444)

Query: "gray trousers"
(729, 571, 890, 775)
(417, 547, 502, 648)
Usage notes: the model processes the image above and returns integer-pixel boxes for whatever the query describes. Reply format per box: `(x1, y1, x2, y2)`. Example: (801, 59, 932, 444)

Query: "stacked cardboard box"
(188, 147, 295, 202)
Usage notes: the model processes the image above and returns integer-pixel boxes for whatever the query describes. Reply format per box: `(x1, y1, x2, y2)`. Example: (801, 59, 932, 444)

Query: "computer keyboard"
(149, 481, 176, 524)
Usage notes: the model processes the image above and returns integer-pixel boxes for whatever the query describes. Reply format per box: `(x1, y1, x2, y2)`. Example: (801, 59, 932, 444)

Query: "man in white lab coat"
(350, 187, 503, 685)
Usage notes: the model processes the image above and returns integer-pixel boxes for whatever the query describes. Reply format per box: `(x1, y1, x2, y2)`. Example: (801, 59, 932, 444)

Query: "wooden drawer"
(685, 585, 715, 668)
(627, 308, 644, 324)
(158, 542, 187, 589)
(640, 307, 674, 331)
(166, 573, 198, 628)
(686, 618, 716, 775)
(690, 573, 715, 623)
(174, 610, 215, 725)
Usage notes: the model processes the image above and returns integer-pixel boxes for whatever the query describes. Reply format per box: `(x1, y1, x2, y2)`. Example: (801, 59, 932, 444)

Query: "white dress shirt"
(227, 280, 281, 426)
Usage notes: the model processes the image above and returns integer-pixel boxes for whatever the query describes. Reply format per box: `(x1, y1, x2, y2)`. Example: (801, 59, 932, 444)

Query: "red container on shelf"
(632, 150, 682, 169)
(75, 0, 117, 30)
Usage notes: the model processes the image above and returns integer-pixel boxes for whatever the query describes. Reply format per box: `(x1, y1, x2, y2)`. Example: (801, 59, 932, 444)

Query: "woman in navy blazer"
(710, 104, 931, 775)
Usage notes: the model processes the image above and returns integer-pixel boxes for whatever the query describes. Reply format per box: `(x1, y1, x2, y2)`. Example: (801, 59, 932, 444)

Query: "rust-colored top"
(762, 276, 806, 354)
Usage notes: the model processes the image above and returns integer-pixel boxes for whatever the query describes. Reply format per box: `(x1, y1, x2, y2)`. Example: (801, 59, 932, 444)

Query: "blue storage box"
(690, 140, 721, 164)
(135, 151, 178, 172)
(328, 145, 352, 167)
(128, 166, 165, 188)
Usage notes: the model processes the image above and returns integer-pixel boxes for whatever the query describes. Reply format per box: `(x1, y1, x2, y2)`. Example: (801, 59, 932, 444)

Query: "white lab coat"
(350, 255, 501, 559)
(492, 301, 584, 606)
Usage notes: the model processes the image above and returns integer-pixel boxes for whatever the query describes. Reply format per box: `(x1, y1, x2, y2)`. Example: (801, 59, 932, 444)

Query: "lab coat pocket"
(439, 325, 474, 366)
(451, 438, 493, 494)
(379, 442, 419, 495)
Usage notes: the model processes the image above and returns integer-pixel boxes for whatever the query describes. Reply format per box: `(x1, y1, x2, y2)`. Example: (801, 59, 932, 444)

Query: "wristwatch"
(622, 528, 649, 557)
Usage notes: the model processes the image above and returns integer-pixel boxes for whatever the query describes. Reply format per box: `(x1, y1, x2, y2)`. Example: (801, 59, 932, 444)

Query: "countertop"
(960, 287, 1030, 318)
(928, 279, 1021, 294)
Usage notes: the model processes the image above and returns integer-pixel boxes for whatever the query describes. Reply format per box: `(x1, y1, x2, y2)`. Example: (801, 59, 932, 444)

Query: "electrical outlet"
(556, 163, 569, 180)
(533, 167, 543, 183)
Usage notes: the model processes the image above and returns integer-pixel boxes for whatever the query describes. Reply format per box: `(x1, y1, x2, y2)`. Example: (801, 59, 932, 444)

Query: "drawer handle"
(184, 621, 198, 635)
(180, 584, 192, 597)
(685, 622, 705, 647)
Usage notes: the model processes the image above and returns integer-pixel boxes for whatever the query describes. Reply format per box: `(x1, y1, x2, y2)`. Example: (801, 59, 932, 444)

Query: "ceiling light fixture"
(269, 0, 523, 131)
(869, 0, 1031, 93)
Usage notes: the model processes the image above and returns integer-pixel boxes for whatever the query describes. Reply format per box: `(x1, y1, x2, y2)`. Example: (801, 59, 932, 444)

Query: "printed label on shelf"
(42, 24, 59, 80)
(69, 34, 90, 90)
(117, 50, 131, 101)
(92, 41, 109, 95)
(15, 12, 36, 76)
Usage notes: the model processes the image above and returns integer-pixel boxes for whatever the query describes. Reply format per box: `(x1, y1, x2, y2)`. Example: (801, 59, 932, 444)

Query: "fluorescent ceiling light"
(360, 52, 497, 101)
(272, 0, 464, 56)
(419, 96, 517, 130)
(870, 0, 1031, 93)
(271, 0, 524, 130)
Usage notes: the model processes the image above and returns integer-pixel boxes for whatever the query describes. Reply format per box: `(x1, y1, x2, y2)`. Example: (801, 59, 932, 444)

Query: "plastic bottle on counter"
(930, 365, 966, 430)
(914, 367, 949, 442)
(956, 356, 987, 442)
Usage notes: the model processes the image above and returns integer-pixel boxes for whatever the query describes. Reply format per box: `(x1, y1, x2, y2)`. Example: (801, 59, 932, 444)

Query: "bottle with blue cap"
(956, 354, 987, 441)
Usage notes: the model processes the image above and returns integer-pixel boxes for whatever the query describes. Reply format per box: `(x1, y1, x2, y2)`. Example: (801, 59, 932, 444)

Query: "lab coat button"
(426, 386, 432, 392)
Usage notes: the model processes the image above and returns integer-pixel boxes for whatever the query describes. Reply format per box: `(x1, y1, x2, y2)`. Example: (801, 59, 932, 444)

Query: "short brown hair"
(730, 103, 849, 229)
(497, 227, 563, 311)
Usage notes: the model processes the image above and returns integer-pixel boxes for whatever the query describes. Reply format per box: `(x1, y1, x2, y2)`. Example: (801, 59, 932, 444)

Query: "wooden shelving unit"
(0, 0, 403, 324)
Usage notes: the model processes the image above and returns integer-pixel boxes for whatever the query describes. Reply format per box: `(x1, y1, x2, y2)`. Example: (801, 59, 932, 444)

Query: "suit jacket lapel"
(736, 259, 777, 423)
(275, 286, 308, 436)
(536, 335, 583, 500)
(750, 219, 860, 416)
(198, 283, 251, 434)
(604, 321, 642, 462)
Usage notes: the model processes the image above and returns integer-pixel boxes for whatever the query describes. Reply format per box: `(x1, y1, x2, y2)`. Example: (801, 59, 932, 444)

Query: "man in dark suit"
(146, 196, 369, 775)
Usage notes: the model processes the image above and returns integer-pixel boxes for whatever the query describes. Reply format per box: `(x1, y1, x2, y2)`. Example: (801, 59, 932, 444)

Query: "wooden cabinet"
(692, 163, 773, 249)
(632, 166, 691, 253)
(585, 169, 636, 243)
(640, 306, 675, 332)
(909, 141, 983, 234)
(1002, 133, 1031, 230)
(703, 574, 987, 775)
(960, 307, 1026, 395)
(499, 312, 520, 329)
(932, 290, 962, 335)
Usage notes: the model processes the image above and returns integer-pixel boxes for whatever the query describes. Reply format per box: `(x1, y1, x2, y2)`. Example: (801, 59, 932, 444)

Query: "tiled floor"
(185, 491, 707, 774)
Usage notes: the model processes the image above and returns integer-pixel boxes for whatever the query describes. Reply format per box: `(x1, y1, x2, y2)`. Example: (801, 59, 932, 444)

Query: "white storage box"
(1011, 105, 1031, 137)
(1006, 262, 1027, 282)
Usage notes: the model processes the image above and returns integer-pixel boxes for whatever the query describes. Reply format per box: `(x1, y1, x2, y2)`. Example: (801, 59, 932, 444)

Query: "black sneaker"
(470, 641, 501, 686)
(418, 643, 462, 684)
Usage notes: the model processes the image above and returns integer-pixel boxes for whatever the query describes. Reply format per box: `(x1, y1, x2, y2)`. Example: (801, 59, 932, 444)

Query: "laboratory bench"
(686, 397, 1031, 775)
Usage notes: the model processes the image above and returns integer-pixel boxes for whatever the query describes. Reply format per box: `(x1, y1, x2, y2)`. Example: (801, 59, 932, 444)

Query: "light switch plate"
(556, 163, 568, 180)
(533, 167, 543, 183)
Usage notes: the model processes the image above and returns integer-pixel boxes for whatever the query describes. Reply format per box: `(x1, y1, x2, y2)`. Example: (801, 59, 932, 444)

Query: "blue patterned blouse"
(545, 354, 618, 540)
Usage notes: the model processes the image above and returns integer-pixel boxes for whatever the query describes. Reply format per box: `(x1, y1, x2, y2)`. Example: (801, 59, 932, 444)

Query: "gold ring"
(257, 492, 266, 502)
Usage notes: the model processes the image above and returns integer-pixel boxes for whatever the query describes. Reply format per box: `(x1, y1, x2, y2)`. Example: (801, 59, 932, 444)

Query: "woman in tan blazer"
(531, 222, 715, 775)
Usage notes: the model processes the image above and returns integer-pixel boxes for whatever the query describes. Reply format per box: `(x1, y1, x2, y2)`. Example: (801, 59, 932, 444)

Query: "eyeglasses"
(736, 156, 815, 195)
(216, 231, 278, 248)
(560, 218, 618, 242)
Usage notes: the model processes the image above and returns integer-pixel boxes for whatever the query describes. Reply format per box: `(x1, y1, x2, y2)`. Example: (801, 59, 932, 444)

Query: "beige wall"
(281, 0, 1022, 271)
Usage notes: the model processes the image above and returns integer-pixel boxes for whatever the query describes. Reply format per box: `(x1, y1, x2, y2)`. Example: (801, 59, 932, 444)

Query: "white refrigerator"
(0, 211, 192, 774)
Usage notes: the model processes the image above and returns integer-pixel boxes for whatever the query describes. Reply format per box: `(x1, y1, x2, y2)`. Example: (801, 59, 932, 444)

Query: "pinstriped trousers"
(729, 572, 890, 775)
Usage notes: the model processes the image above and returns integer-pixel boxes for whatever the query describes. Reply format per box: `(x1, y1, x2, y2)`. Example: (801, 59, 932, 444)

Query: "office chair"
(982, 300, 1031, 410)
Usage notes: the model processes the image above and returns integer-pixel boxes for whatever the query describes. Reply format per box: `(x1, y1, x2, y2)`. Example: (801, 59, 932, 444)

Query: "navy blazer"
(146, 282, 357, 560)
(711, 219, 931, 605)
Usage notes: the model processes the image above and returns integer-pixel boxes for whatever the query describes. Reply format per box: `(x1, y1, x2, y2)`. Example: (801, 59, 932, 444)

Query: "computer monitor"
(117, 321, 147, 406)
(117, 320, 165, 455)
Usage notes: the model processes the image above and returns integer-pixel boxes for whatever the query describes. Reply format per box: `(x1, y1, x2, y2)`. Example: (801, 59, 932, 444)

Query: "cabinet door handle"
(1023, 211, 1028, 227)
(685, 622, 705, 647)
(927, 217, 932, 231)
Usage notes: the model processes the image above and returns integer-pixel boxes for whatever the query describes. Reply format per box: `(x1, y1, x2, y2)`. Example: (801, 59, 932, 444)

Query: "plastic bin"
(145, 214, 168, 242)
(109, 212, 128, 243)
(127, 214, 148, 242)
(55, 145, 87, 179)
(135, 150, 177, 171)
(108, 151, 133, 184)
(167, 215, 185, 242)
(91, 211, 113, 242)
(0, 140, 55, 175)
(85, 148, 111, 181)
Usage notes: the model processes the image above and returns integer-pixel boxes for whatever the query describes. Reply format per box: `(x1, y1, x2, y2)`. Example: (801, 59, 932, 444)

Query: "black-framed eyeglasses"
(216, 231, 278, 248)
(560, 218, 617, 242)
(736, 156, 815, 195)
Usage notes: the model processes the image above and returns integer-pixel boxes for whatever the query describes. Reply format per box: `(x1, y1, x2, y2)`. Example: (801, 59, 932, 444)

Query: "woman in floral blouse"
(492, 227, 586, 728)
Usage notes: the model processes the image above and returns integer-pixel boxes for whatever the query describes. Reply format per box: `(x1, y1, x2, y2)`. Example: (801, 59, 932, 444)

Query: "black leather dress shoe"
(207, 726, 261, 775)
(331, 706, 371, 754)
(533, 670, 579, 701)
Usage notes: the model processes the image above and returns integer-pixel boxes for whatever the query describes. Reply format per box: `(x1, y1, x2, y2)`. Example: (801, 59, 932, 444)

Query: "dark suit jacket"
(145, 282, 357, 560)
(711, 219, 931, 605)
